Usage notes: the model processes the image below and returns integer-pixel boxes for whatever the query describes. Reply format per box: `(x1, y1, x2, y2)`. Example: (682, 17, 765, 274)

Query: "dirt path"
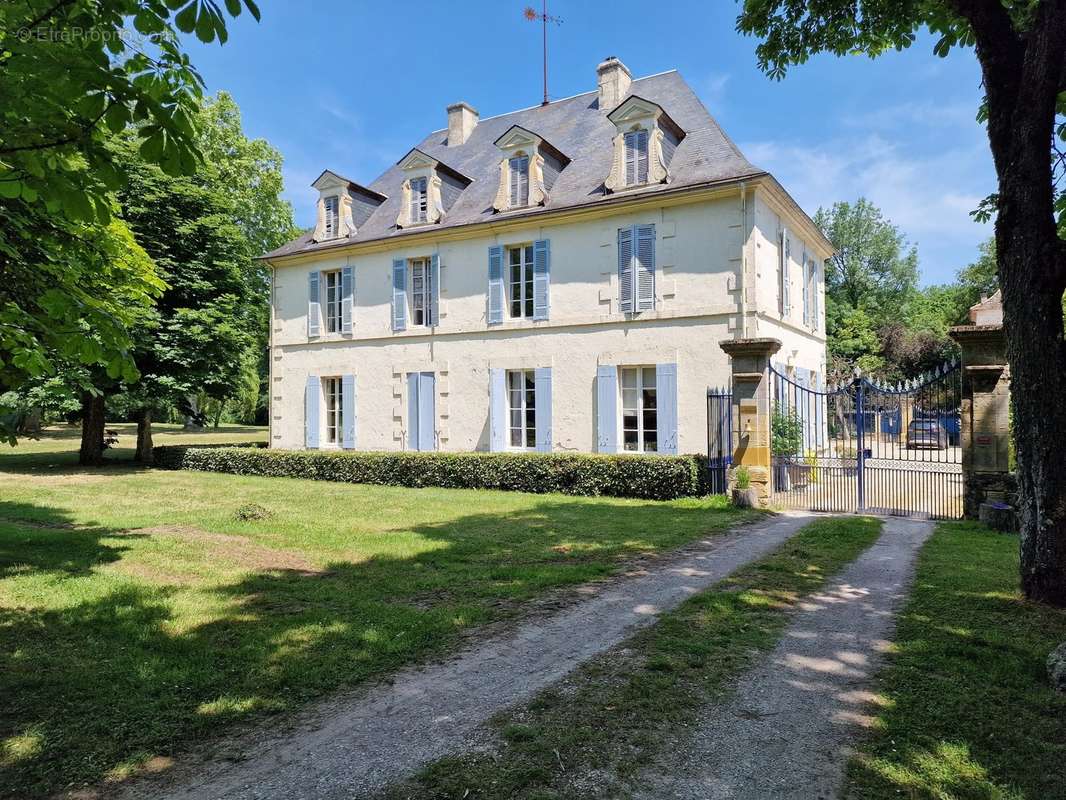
(632, 516, 934, 800)
(117, 512, 815, 800)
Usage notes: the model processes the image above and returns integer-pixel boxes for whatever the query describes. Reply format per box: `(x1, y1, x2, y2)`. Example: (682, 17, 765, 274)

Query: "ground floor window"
(323, 376, 343, 445)
(621, 366, 656, 452)
(508, 369, 536, 449)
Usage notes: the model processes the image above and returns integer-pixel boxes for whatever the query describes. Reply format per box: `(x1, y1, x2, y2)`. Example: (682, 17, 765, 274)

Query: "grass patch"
(384, 516, 883, 800)
(844, 521, 1066, 800)
(0, 426, 755, 798)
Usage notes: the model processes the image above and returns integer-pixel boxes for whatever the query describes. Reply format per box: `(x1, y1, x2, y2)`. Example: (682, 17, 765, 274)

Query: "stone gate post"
(720, 337, 782, 507)
(949, 293, 1014, 520)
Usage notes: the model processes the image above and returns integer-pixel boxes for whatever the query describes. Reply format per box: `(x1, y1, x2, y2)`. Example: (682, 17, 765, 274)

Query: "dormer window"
(395, 149, 471, 229)
(605, 95, 685, 193)
(323, 195, 339, 238)
(492, 126, 569, 213)
(624, 130, 649, 186)
(410, 177, 428, 224)
(509, 155, 529, 207)
(310, 170, 386, 243)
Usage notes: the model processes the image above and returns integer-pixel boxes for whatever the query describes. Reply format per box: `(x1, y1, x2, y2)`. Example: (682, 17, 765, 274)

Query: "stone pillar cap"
(720, 337, 783, 358)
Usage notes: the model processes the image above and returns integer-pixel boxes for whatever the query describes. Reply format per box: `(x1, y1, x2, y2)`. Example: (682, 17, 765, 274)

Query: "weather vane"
(524, 3, 563, 106)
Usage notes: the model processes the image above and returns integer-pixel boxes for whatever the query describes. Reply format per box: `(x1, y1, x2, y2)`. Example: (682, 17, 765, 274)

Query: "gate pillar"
(950, 302, 1013, 520)
(720, 337, 782, 507)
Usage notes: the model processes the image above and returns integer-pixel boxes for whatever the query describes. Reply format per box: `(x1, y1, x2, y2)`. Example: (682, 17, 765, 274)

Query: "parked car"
(906, 420, 949, 450)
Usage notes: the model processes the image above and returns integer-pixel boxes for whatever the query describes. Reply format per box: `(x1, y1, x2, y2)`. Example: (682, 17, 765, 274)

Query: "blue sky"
(184, 1, 994, 285)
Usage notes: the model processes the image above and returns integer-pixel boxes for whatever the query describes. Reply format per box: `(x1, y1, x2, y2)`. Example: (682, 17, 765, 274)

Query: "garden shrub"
(153, 446, 713, 501)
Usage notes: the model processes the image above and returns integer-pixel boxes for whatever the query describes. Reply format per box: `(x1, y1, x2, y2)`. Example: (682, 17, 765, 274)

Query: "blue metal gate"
(769, 363, 963, 519)
(707, 388, 733, 494)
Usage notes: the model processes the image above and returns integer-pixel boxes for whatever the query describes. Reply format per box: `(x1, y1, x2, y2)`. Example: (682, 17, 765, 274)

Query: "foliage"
(815, 199, 919, 321)
(734, 464, 751, 490)
(771, 408, 804, 457)
(0, 0, 258, 392)
(153, 446, 715, 501)
(845, 522, 1066, 798)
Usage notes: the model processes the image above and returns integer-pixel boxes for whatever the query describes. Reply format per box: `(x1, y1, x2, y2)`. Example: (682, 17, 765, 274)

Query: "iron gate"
(707, 388, 733, 494)
(769, 363, 963, 519)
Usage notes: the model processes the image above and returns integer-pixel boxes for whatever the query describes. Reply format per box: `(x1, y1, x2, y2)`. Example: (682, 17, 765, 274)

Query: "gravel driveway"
(117, 512, 814, 800)
(631, 516, 933, 800)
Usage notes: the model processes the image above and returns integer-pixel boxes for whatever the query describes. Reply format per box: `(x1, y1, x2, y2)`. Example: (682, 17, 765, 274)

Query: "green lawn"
(845, 522, 1066, 800)
(385, 516, 884, 800)
(0, 426, 754, 798)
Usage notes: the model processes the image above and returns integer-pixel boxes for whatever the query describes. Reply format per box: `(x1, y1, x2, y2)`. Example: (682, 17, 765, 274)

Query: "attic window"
(410, 177, 428, 224)
(509, 155, 529, 207)
(624, 130, 649, 185)
(323, 195, 339, 238)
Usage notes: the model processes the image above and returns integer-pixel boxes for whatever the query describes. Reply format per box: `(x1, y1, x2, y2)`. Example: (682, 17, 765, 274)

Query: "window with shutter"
(323, 270, 342, 333)
(624, 130, 649, 185)
(323, 376, 344, 446)
(618, 224, 655, 313)
(323, 195, 339, 237)
(779, 229, 791, 317)
(621, 366, 657, 453)
(507, 245, 534, 318)
(801, 250, 810, 326)
(506, 369, 537, 449)
(617, 227, 634, 313)
(409, 177, 428, 223)
(409, 257, 433, 327)
(509, 155, 529, 207)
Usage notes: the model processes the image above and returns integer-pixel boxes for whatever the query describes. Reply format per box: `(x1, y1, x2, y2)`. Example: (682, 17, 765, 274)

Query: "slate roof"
(263, 70, 766, 260)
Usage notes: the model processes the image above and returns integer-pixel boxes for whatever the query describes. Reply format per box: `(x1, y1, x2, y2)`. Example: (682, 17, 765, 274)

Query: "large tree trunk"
(135, 407, 154, 465)
(78, 392, 106, 466)
(961, 0, 1066, 605)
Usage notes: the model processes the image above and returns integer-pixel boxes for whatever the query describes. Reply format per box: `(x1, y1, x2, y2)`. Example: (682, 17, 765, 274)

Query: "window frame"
(507, 369, 537, 450)
(323, 376, 344, 446)
(323, 195, 339, 237)
(323, 269, 342, 333)
(507, 243, 535, 319)
(409, 257, 434, 327)
(620, 365, 657, 453)
(624, 129, 649, 186)
(409, 177, 428, 224)
(509, 154, 530, 207)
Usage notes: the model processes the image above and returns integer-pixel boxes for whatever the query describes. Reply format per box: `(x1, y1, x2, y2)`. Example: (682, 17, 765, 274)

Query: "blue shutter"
(535, 366, 552, 453)
(341, 266, 354, 334)
(811, 258, 820, 329)
(596, 365, 619, 454)
(305, 375, 320, 449)
(430, 253, 440, 327)
(781, 230, 791, 317)
(635, 224, 656, 312)
(617, 228, 634, 313)
(308, 271, 320, 337)
(489, 368, 506, 452)
(342, 373, 356, 449)
(533, 239, 550, 321)
(656, 363, 678, 455)
(406, 372, 419, 450)
(392, 259, 407, 331)
(801, 250, 810, 326)
(418, 372, 436, 451)
(488, 245, 504, 325)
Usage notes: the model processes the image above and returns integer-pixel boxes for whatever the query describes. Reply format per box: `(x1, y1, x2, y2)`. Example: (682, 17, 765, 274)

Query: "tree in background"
(738, 2, 1066, 605)
(113, 134, 252, 462)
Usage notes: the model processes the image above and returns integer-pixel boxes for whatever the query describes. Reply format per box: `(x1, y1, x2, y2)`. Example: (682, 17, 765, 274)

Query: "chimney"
(447, 102, 478, 146)
(597, 56, 632, 112)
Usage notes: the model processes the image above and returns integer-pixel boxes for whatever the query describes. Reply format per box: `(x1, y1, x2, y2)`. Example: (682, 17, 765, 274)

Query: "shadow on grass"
(844, 524, 1066, 800)
(0, 494, 743, 798)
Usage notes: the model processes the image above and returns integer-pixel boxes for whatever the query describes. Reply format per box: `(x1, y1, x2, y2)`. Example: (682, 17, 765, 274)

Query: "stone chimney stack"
(597, 56, 632, 112)
(447, 102, 478, 146)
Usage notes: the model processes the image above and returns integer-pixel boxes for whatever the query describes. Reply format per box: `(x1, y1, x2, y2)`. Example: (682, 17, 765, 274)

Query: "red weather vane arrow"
(524, 4, 563, 106)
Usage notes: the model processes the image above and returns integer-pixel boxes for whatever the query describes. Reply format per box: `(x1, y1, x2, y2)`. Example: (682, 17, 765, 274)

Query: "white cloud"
(740, 124, 994, 281)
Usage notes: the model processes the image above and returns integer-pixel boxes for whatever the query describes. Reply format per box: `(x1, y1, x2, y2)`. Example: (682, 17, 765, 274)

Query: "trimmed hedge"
(153, 446, 713, 501)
